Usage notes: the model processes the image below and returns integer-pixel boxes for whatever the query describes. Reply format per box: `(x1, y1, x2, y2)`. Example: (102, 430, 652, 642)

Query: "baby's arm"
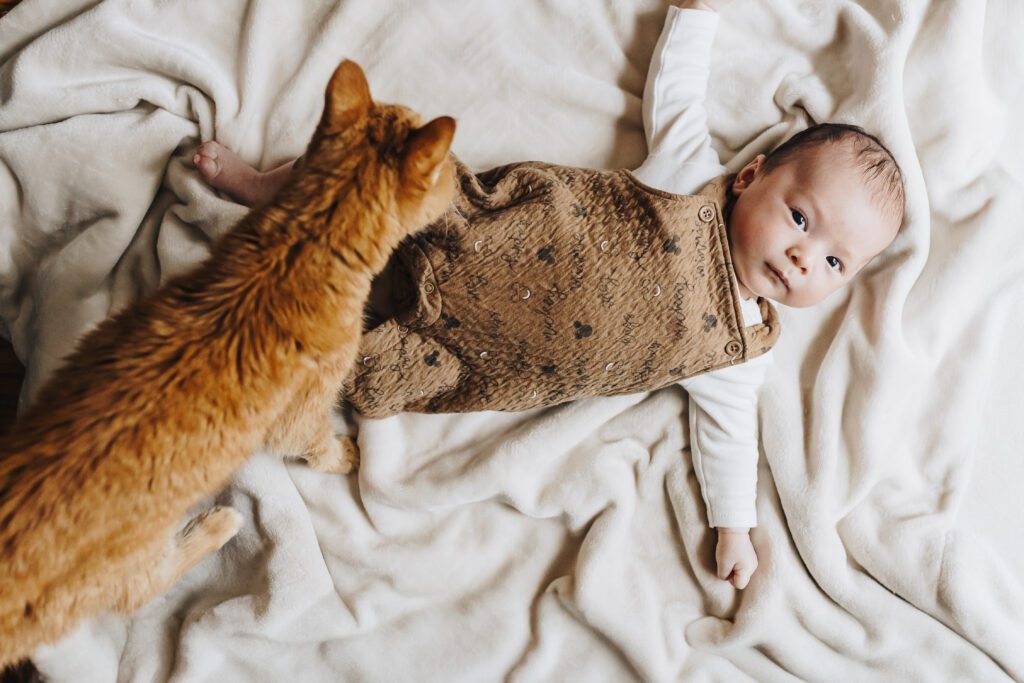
(681, 351, 771, 589)
(633, 1, 732, 193)
(643, 0, 758, 590)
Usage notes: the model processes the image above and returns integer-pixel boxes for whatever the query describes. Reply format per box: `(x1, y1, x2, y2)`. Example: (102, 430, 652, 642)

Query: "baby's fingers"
(729, 566, 753, 589)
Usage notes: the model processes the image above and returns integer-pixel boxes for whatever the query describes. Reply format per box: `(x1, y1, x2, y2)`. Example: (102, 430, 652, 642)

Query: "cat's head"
(295, 60, 456, 267)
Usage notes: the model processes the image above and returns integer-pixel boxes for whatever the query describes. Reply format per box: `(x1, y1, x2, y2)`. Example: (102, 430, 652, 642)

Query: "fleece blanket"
(2, 0, 1023, 680)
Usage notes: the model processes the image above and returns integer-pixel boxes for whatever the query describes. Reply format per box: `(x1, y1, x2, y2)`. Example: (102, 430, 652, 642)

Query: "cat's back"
(0, 260, 289, 565)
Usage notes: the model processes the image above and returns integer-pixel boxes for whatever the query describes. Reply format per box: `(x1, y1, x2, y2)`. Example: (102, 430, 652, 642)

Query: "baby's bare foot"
(193, 141, 269, 207)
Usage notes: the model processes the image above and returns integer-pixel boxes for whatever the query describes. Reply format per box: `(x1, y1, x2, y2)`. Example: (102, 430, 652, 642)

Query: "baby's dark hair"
(763, 123, 905, 222)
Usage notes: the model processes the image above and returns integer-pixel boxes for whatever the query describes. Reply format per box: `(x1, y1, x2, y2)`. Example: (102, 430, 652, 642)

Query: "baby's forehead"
(791, 141, 905, 223)
(791, 142, 861, 182)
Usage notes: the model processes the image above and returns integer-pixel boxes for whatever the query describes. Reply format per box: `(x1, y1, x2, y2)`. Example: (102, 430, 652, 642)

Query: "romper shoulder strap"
(696, 175, 782, 359)
(742, 298, 781, 358)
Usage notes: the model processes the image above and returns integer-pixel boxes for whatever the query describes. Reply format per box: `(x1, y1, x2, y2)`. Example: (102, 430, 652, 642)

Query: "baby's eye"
(826, 255, 843, 272)
(791, 209, 807, 230)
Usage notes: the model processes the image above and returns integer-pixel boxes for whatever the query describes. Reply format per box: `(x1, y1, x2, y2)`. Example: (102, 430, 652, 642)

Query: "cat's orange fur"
(0, 60, 455, 667)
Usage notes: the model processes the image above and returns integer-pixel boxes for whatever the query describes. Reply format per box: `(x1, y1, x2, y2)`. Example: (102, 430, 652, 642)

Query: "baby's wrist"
(717, 527, 750, 535)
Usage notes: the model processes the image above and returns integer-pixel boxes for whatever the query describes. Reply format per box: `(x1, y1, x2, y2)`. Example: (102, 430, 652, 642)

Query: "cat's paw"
(304, 434, 360, 474)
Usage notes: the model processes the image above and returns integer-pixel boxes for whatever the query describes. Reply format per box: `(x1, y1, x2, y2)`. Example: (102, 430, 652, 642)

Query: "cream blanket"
(1, 0, 1022, 681)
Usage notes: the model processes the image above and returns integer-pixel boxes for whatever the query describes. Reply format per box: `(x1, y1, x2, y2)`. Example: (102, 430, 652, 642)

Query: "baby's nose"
(787, 248, 809, 274)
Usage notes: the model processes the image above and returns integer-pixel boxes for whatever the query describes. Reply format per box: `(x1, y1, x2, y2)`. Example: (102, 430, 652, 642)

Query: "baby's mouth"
(768, 263, 789, 290)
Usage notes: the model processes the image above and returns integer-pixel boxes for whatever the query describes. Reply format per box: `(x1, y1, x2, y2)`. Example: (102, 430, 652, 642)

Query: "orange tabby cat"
(0, 60, 455, 667)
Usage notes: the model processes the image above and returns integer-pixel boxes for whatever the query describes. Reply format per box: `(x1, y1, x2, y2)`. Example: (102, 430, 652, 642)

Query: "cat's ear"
(322, 60, 372, 134)
(402, 116, 456, 187)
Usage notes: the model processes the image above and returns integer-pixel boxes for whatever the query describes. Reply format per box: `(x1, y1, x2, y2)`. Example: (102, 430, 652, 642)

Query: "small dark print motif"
(441, 313, 461, 329)
(537, 246, 556, 264)
(540, 364, 557, 374)
(573, 321, 593, 339)
(669, 367, 684, 377)
(424, 350, 441, 366)
(571, 203, 588, 218)
(663, 238, 681, 254)
(702, 313, 718, 332)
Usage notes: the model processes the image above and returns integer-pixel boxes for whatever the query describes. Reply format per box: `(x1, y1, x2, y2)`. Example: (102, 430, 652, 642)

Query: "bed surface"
(1, 1, 1023, 681)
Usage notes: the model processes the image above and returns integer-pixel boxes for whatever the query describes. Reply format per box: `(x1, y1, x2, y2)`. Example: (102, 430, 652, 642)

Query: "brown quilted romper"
(345, 160, 780, 418)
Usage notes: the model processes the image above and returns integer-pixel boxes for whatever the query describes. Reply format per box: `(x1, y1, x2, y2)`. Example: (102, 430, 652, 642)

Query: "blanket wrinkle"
(1, 0, 1022, 681)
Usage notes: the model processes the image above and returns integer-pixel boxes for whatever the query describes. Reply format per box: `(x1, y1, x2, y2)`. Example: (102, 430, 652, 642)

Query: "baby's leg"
(265, 364, 359, 474)
(113, 506, 242, 614)
(193, 141, 295, 207)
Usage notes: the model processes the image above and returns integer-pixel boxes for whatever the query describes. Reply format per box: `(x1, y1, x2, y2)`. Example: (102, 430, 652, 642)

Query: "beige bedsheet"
(0, 1, 1022, 680)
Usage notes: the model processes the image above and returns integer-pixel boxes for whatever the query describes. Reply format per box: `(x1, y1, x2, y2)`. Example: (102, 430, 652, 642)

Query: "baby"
(194, 0, 904, 590)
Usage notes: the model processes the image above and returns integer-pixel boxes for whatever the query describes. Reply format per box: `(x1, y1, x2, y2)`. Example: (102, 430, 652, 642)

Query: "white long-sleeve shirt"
(632, 7, 772, 529)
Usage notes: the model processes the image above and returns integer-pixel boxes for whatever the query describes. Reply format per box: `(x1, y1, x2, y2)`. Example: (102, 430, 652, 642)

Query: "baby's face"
(726, 147, 901, 308)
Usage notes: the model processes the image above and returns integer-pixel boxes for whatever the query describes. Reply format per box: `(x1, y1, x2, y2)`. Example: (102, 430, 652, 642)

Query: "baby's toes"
(193, 141, 223, 180)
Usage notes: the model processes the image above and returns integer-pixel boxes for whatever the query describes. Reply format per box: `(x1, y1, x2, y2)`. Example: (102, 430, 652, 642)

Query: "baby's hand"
(715, 528, 758, 589)
(675, 0, 734, 12)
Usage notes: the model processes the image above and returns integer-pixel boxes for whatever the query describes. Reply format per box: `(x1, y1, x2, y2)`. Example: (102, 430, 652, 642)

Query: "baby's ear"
(402, 116, 456, 187)
(321, 60, 372, 134)
(733, 154, 766, 195)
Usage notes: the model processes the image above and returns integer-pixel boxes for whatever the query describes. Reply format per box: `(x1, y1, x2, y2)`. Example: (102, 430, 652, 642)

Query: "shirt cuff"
(708, 506, 758, 530)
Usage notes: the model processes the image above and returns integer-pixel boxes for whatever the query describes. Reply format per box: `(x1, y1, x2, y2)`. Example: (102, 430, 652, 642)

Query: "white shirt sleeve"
(632, 7, 725, 195)
(680, 350, 772, 529)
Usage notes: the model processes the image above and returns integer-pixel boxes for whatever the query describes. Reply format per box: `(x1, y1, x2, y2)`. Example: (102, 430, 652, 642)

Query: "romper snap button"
(474, 240, 483, 253)
(479, 351, 490, 359)
(605, 362, 616, 372)
(724, 340, 742, 356)
(698, 205, 715, 223)
(398, 325, 409, 335)
(423, 281, 435, 294)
